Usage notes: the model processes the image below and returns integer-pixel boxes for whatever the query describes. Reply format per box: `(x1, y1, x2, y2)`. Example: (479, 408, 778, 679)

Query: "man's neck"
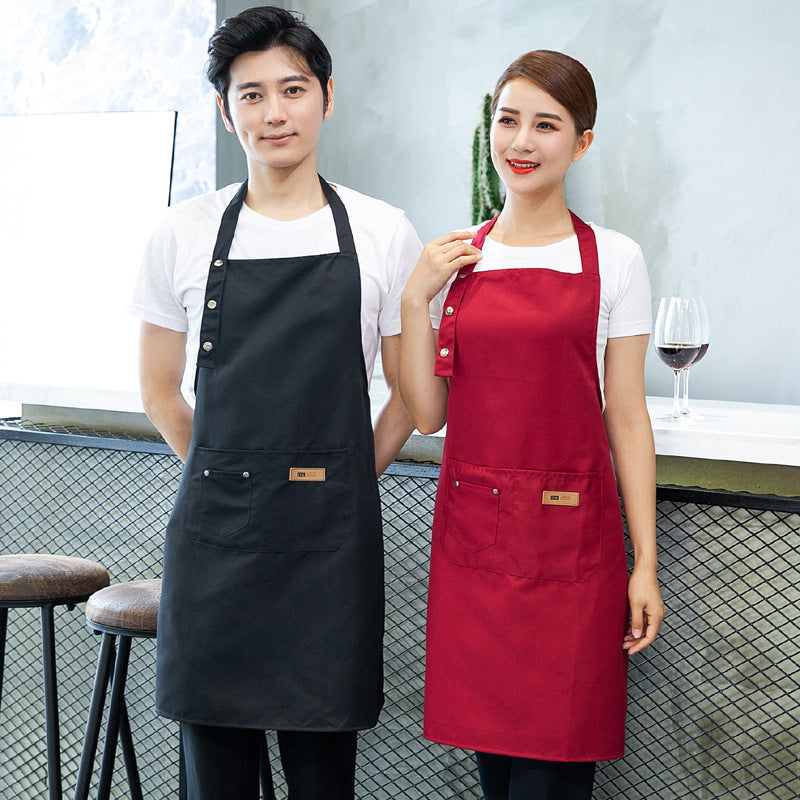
(244, 160, 328, 221)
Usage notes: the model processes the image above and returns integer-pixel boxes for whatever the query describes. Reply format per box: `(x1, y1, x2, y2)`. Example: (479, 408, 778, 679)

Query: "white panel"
(0, 111, 176, 411)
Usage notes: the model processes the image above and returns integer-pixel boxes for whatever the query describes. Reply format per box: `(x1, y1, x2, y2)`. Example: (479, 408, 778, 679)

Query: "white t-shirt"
(131, 182, 425, 403)
(444, 222, 652, 394)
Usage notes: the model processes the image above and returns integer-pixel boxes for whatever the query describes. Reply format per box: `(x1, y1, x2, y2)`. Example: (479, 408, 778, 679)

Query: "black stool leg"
(0, 607, 7, 717)
(118, 697, 143, 800)
(73, 632, 116, 800)
(41, 603, 63, 800)
(97, 635, 132, 800)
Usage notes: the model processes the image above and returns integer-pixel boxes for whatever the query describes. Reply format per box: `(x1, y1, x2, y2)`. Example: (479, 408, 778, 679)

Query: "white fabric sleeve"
(377, 213, 424, 338)
(130, 215, 189, 333)
(607, 244, 652, 339)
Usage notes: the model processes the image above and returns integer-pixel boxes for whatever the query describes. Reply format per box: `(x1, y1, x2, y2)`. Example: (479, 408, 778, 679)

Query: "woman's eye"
(497, 116, 516, 125)
(537, 121, 555, 130)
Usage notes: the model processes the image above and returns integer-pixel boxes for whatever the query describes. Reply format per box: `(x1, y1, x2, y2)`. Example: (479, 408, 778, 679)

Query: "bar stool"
(73, 579, 276, 800)
(73, 578, 161, 800)
(0, 553, 110, 800)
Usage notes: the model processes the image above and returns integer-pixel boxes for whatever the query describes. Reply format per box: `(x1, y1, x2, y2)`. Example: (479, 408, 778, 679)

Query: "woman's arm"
(139, 322, 194, 463)
(399, 231, 481, 434)
(603, 333, 665, 655)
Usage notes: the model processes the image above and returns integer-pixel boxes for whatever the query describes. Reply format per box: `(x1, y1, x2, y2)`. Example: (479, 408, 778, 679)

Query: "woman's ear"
(572, 129, 594, 163)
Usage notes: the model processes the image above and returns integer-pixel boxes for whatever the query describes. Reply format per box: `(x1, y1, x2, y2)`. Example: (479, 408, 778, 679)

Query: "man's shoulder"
(333, 183, 407, 230)
(162, 183, 242, 231)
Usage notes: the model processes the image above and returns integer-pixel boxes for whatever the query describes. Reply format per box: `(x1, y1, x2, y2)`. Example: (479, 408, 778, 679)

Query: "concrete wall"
(271, 0, 800, 406)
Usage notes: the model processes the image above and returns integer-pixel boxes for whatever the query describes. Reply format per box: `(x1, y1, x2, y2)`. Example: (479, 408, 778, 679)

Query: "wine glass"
(680, 297, 710, 418)
(653, 297, 704, 421)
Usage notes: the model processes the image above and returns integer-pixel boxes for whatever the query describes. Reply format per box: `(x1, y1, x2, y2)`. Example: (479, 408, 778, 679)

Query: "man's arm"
(372, 334, 415, 476)
(139, 321, 194, 462)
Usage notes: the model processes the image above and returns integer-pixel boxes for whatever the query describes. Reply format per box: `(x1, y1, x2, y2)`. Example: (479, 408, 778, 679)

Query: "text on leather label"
(289, 468, 326, 482)
(541, 491, 579, 506)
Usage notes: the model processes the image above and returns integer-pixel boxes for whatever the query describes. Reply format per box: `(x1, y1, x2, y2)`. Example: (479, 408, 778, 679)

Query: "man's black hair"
(206, 6, 332, 122)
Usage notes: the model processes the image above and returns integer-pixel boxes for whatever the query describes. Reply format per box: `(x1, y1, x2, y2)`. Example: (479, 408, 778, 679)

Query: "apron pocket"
(187, 447, 356, 553)
(441, 458, 507, 572)
(507, 469, 602, 582)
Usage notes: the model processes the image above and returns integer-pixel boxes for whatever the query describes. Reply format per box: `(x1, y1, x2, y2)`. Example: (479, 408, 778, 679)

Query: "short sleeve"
(377, 214, 424, 337)
(130, 215, 188, 333)
(607, 244, 652, 339)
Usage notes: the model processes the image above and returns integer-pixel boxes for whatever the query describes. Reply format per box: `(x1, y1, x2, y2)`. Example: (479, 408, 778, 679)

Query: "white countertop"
(401, 397, 800, 469)
(647, 396, 800, 467)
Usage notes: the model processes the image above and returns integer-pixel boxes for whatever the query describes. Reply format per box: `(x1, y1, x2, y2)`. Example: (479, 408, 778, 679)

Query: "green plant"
(471, 93, 503, 225)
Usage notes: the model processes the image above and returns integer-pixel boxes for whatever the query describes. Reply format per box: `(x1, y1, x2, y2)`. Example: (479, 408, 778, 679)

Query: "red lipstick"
(508, 160, 538, 174)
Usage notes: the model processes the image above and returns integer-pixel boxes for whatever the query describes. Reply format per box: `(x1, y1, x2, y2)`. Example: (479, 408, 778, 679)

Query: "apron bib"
(424, 214, 629, 761)
(156, 177, 384, 731)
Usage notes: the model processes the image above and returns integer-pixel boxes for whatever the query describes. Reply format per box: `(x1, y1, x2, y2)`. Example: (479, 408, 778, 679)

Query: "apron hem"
(422, 731, 624, 763)
(156, 707, 381, 733)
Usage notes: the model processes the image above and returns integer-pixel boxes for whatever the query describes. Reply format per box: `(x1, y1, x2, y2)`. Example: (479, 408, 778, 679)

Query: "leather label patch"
(289, 467, 326, 482)
(542, 491, 579, 506)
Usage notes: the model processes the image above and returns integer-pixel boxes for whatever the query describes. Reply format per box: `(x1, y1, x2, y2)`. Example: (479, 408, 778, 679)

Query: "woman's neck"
(489, 187, 575, 247)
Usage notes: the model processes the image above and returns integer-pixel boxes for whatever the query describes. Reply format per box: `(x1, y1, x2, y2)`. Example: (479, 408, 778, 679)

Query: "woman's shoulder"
(587, 222, 643, 261)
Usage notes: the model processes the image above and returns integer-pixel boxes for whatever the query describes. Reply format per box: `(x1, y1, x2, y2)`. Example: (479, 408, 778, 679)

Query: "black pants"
(181, 723, 358, 800)
(476, 751, 596, 800)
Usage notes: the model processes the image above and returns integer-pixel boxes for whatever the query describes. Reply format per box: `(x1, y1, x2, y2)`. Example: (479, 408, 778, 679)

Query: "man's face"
(219, 46, 334, 175)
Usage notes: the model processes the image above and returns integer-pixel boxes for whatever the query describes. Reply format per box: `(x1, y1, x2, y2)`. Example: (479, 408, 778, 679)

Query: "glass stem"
(672, 369, 681, 418)
(681, 367, 691, 414)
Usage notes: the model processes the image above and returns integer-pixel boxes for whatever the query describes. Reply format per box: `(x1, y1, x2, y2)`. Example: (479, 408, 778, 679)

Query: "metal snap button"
(439, 347, 450, 357)
(207, 299, 217, 309)
(203, 469, 209, 477)
(445, 306, 454, 316)
(454, 480, 459, 488)
(458, 273, 467, 279)
(202, 341, 213, 352)
(213, 259, 223, 267)
(493, 489, 499, 495)
(242, 471, 250, 479)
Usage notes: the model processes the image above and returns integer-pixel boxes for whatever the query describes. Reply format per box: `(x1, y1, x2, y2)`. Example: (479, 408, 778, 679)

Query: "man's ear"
(216, 93, 235, 133)
(323, 77, 335, 119)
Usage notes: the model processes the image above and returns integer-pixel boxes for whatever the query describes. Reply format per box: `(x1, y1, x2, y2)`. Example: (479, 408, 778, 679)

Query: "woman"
(399, 50, 665, 800)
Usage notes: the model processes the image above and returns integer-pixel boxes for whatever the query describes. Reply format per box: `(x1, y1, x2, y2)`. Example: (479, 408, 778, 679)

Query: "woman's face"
(490, 78, 592, 198)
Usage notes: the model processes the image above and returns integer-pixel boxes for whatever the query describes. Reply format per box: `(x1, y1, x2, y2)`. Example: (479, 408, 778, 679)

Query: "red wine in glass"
(657, 344, 701, 370)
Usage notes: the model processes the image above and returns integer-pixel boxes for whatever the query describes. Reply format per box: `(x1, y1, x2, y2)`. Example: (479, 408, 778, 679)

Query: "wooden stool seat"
(0, 553, 109, 800)
(86, 579, 160, 636)
(0, 554, 110, 606)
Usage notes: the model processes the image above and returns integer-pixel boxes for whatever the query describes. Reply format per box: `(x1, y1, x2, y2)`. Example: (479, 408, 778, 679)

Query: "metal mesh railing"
(0, 425, 798, 799)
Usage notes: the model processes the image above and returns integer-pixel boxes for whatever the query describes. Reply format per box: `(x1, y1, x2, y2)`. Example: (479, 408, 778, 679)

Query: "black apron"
(156, 177, 384, 731)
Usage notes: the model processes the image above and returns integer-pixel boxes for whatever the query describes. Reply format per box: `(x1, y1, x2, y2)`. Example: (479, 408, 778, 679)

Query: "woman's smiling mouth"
(508, 160, 539, 174)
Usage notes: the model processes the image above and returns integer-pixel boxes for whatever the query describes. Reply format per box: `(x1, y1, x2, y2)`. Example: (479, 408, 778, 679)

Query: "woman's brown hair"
(491, 50, 597, 135)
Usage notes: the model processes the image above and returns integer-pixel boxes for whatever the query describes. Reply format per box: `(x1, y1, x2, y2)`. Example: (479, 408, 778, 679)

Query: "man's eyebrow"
(233, 75, 311, 92)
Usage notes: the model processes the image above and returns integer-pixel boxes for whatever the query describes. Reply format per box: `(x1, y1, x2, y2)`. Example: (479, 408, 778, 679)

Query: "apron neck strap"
(467, 211, 598, 276)
(209, 175, 356, 267)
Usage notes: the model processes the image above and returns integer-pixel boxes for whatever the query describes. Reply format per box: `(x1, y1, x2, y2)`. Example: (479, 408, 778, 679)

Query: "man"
(132, 7, 428, 798)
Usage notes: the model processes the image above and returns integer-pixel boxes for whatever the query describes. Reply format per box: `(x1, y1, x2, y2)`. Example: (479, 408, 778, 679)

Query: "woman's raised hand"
(403, 231, 483, 304)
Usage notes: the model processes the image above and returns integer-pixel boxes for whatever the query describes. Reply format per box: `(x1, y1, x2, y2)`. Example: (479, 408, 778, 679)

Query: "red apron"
(424, 213, 629, 762)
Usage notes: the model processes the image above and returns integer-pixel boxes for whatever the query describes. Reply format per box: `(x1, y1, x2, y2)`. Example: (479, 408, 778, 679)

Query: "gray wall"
(273, 0, 799, 405)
